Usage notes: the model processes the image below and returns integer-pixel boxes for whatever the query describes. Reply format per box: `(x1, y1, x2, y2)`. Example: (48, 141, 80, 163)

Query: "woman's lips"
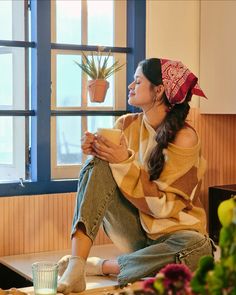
(129, 92, 135, 97)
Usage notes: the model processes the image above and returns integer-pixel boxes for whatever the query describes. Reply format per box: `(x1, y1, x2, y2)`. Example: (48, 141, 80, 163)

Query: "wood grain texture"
(0, 193, 110, 256)
(0, 111, 236, 256)
(188, 109, 236, 213)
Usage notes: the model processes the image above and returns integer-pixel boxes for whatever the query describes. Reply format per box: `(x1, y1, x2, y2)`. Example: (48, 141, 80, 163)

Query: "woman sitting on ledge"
(57, 58, 215, 294)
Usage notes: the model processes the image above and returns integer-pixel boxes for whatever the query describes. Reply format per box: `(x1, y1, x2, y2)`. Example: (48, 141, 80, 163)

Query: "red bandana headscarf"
(160, 59, 206, 105)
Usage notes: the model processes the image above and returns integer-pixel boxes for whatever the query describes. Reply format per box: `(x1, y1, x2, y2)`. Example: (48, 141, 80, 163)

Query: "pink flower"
(142, 264, 193, 295)
(159, 264, 193, 293)
(143, 277, 156, 292)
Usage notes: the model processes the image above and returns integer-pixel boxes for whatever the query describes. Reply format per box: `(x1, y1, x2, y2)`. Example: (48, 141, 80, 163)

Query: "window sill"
(0, 179, 78, 197)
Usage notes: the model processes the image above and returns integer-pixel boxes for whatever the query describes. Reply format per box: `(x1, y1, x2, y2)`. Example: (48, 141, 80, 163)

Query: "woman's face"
(128, 66, 155, 110)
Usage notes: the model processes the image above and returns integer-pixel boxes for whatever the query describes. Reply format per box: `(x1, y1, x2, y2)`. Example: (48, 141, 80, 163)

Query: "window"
(0, 0, 28, 182)
(51, 0, 127, 178)
(0, 0, 146, 196)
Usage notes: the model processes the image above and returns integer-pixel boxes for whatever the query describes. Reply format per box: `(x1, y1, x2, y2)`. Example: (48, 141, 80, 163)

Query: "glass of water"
(32, 261, 58, 295)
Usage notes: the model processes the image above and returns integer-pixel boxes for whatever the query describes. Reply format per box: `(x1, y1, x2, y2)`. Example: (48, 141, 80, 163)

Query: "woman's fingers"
(96, 135, 116, 148)
(81, 131, 96, 155)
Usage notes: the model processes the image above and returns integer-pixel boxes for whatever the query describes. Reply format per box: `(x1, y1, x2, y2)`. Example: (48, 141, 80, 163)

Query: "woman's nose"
(128, 81, 135, 90)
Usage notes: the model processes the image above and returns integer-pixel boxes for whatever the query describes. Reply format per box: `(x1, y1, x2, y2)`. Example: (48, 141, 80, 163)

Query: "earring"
(165, 105, 172, 113)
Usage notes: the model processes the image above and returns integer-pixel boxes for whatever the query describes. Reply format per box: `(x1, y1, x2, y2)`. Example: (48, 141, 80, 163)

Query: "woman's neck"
(143, 103, 167, 130)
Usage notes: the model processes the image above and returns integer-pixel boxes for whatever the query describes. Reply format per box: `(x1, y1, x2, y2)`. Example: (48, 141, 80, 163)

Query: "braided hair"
(138, 58, 192, 181)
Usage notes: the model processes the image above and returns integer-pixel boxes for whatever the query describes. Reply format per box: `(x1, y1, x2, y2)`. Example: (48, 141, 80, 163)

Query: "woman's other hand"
(93, 134, 129, 163)
(81, 131, 96, 155)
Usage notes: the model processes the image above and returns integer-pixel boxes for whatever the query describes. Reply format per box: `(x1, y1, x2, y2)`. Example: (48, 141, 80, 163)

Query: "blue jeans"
(71, 158, 215, 286)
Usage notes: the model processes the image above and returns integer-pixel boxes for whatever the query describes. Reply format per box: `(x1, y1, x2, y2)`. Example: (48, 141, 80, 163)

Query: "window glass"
(56, 116, 82, 165)
(0, 0, 25, 41)
(0, 117, 13, 165)
(56, 54, 82, 107)
(56, 0, 82, 44)
(0, 117, 25, 182)
(0, 52, 13, 107)
(87, 0, 113, 46)
(55, 116, 114, 168)
(87, 116, 114, 133)
(51, 0, 127, 179)
(0, 47, 26, 110)
(0, 1, 12, 40)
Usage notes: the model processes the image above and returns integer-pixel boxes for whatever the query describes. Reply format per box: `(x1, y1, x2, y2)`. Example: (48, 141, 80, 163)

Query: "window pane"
(0, 1, 12, 40)
(87, 0, 113, 46)
(56, 0, 81, 44)
(0, 47, 26, 110)
(0, 52, 13, 106)
(87, 116, 114, 133)
(0, 117, 25, 182)
(56, 54, 82, 107)
(56, 116, 82, 165)
(0, 117, 13, 165)
(0, 0, 25, 41)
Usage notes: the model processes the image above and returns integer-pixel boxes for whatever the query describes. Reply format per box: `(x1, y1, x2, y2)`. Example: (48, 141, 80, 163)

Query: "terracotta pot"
(88, 79, 109, 103)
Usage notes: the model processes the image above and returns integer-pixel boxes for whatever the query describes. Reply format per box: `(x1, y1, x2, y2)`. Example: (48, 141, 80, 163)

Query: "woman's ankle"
(102, 259, 120, 275)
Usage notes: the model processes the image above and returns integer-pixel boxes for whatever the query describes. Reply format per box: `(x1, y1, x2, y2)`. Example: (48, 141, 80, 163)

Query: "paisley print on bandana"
(160, 59, 206, 105)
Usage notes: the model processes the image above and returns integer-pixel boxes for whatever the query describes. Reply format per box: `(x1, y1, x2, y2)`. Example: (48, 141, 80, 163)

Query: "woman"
(57, 58, 214, 294)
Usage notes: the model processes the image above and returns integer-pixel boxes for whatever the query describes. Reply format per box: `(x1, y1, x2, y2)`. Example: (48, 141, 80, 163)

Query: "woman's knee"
(175, 233, 214, 271)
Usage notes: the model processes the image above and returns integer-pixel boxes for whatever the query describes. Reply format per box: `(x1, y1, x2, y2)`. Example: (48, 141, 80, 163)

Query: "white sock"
(86, 257, 107, 276)
(57, 255, 107, 277)
(58, 255, 71, 277)
(57, 256, 86, 294)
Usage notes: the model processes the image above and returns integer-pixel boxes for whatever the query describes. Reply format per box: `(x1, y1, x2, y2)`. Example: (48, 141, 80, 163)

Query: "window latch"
(27, 0, 31, 11)
(19, 178, 25, 188)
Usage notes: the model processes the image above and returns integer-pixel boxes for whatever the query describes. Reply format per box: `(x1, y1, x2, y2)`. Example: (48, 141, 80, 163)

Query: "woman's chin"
(128, 97, 138, 107)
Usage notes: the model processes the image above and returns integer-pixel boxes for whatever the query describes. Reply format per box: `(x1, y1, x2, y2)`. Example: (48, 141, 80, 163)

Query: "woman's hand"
(93, 134, 129, 163)
(81, 131, 96, 155)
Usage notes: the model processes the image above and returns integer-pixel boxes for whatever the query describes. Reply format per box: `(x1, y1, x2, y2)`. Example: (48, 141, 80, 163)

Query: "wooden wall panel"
(0, 196, 25, 256)
(0, 193, 110, 257)
(188, 110, 236, 213)
(0, 112, 236, 257)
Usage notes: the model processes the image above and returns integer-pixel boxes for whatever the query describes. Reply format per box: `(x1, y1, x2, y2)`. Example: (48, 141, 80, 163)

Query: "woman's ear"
(154, 84, 165, 101)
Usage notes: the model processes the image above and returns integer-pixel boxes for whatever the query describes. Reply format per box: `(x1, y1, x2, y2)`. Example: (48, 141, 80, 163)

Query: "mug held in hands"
(97, 128, 122, 145)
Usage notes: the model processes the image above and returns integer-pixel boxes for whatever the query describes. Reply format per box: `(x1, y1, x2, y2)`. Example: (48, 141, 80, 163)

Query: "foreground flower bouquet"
(143, 263, 193, 295)
(140, 196, 236, 295)
(191, 196, 236, 295)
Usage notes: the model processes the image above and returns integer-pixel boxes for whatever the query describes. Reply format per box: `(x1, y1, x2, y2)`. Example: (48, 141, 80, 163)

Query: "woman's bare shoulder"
(173, 125, 198, 148)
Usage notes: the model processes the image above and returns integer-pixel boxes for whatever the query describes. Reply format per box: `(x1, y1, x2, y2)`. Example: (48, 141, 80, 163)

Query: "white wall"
(146, 0, 200, 108)
(199, 1, 236, 114)
(146, 0, 236, 114)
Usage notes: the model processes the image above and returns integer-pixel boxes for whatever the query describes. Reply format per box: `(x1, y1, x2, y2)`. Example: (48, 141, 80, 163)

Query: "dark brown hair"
(138, 58, 191, 181)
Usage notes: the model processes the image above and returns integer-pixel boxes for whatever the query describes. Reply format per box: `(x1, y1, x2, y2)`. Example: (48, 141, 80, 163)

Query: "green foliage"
(74, 47, 125, 80)
(153, 275, 165, 295)
(191, 256, 215, 294)
(191, 196, 236, 295)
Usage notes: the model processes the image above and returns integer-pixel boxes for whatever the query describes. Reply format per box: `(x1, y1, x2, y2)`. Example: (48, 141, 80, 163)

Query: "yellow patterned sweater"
(109, 113, 207, 240)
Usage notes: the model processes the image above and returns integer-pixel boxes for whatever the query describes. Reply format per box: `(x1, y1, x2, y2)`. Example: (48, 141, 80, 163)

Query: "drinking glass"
(32, 261, 58, 295)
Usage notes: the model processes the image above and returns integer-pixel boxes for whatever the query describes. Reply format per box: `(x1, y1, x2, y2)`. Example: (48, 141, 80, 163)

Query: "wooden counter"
(0, 244, 122, 293)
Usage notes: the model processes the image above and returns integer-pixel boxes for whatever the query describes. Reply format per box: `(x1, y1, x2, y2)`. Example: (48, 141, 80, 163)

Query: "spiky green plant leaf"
(74, 49, 125, 80)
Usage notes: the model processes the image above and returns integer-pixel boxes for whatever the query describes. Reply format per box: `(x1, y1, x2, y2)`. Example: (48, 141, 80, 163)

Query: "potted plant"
(75, 47, 125, 103)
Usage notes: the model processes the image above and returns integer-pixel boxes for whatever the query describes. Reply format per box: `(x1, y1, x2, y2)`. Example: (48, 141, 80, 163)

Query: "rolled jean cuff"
(71, 217, 97, 242)
(117, 255, 130, 287)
